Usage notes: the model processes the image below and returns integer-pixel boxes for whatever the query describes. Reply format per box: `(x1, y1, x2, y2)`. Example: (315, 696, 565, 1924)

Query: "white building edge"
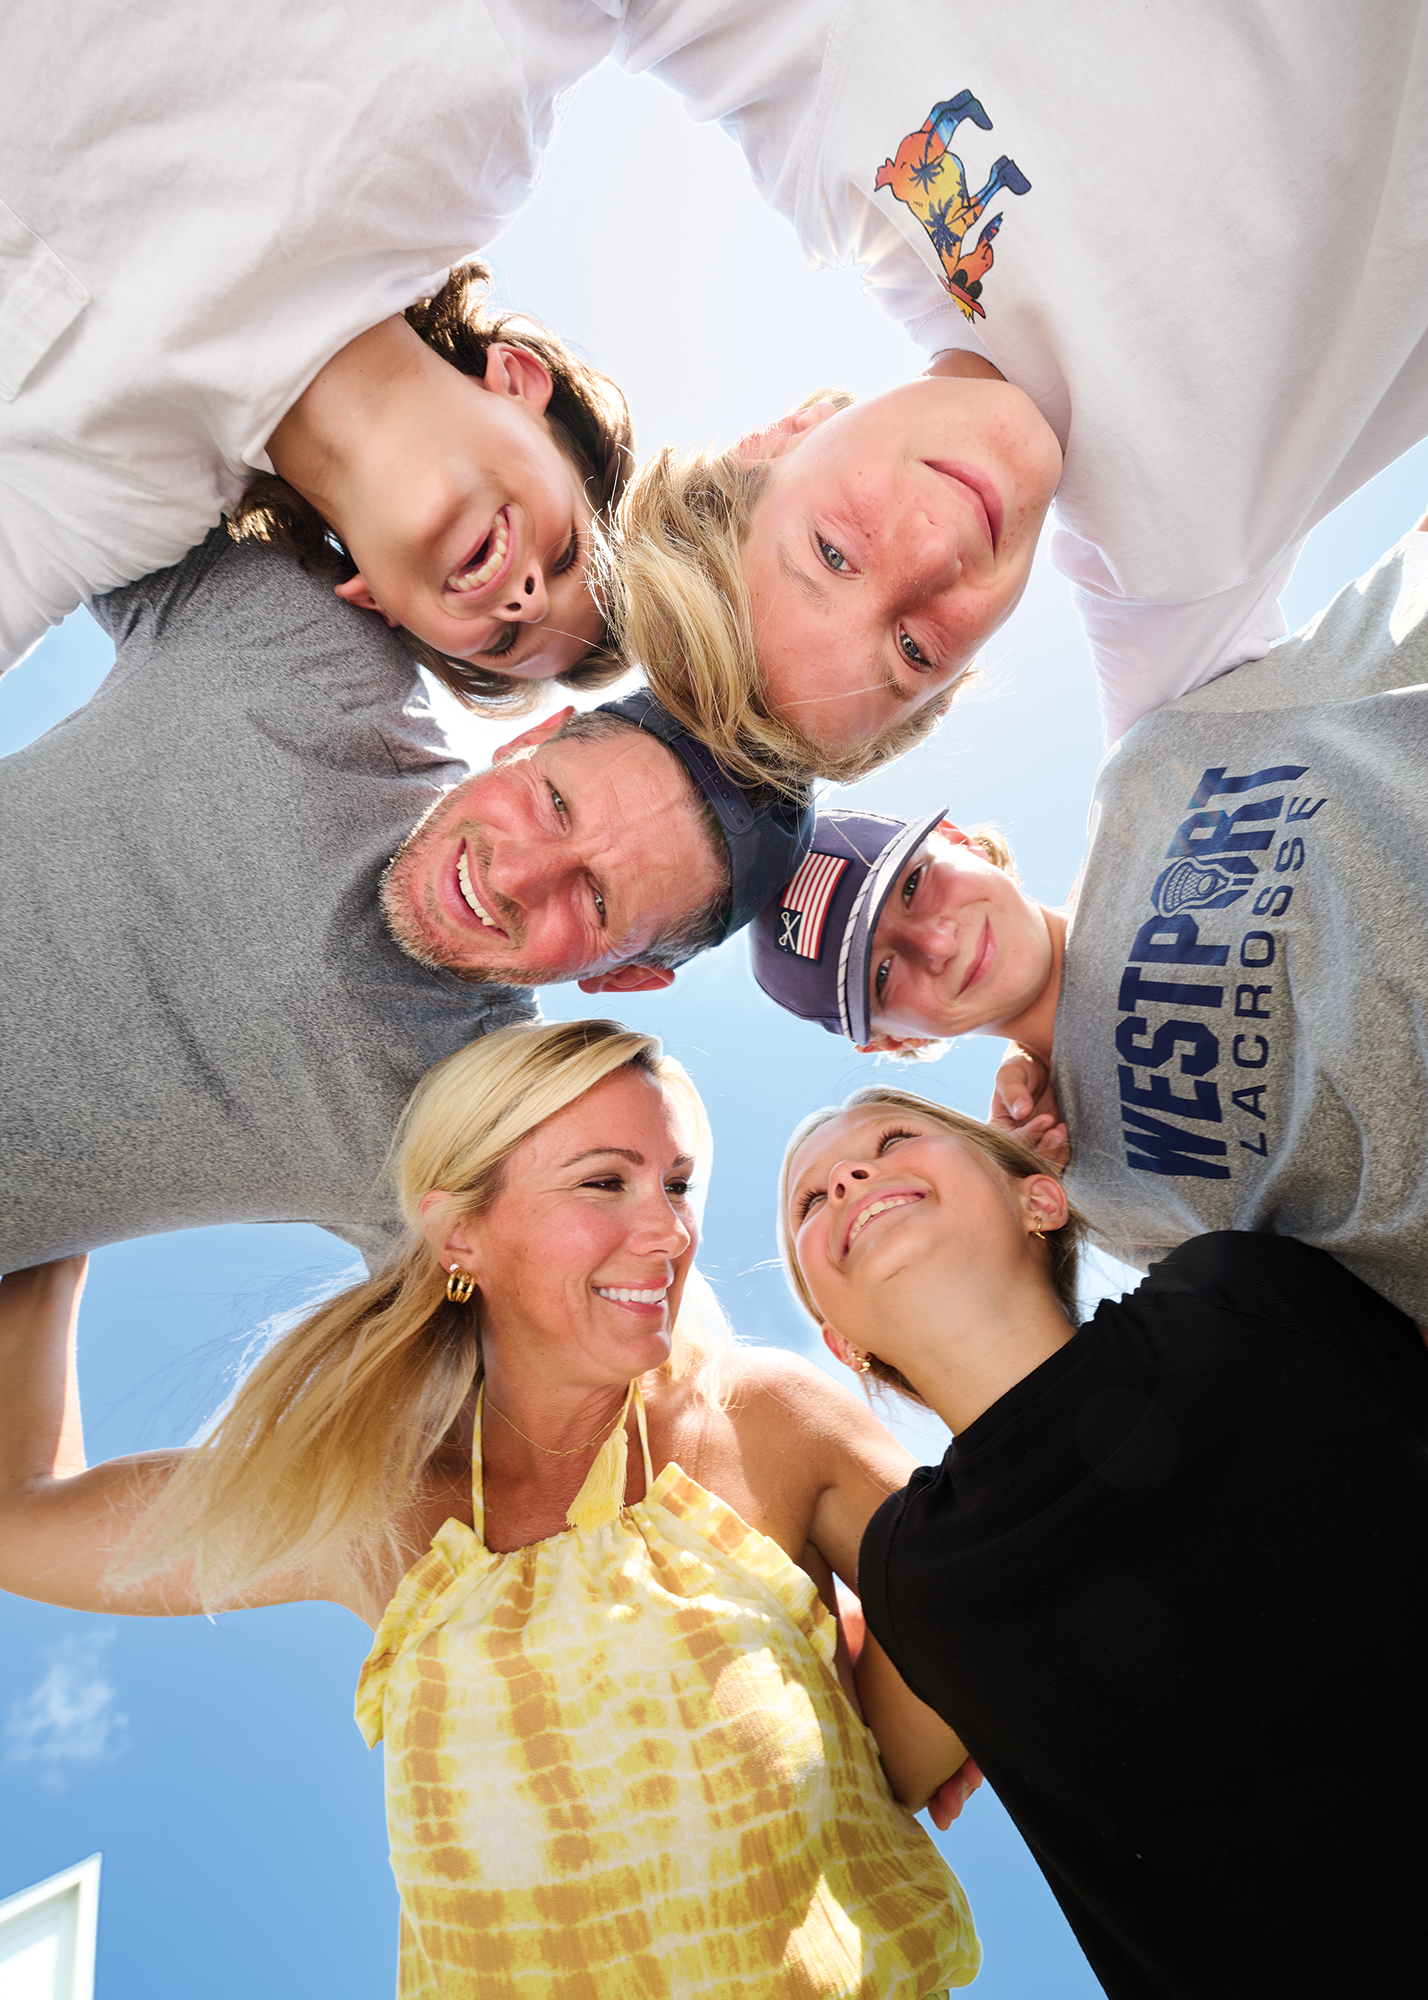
(0, 1856, 101, 2000)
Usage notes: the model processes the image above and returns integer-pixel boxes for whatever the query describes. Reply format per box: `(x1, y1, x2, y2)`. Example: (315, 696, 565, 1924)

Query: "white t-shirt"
(616, 0, 1428, 741)
(0, 0, 624, 671)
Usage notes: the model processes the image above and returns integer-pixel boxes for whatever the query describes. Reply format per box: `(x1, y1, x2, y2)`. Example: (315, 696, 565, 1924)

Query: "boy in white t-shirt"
(0, 1, 630, 700)
(612, 0, 1428, 778)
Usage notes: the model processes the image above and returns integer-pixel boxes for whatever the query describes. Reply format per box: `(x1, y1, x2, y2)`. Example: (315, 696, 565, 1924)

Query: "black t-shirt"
(859, 1233, 1428, 1999)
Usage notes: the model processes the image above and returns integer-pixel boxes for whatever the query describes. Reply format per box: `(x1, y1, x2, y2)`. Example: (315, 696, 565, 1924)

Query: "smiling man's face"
(380, 711, 726, 988)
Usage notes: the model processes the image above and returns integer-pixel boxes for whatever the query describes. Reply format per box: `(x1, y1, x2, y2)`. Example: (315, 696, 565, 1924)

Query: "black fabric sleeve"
(1144, 1231, 1428, 1435)
(856, 1476, 941, 1710)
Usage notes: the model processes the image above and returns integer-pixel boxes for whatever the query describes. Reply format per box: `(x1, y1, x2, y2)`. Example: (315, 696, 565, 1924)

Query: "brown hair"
(229, 261, 635, 714)
(612, 392, 974, 794)
(777, 1086, 1087, 1404)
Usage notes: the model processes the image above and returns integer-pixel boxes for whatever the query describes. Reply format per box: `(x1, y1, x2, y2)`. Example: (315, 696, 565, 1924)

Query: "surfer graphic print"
(1051, 528, 1428, 1325)
(874, 92, 1030, 319)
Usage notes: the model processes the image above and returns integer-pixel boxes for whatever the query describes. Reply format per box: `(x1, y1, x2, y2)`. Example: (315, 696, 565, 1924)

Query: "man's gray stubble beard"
(379, 817, 527, 989)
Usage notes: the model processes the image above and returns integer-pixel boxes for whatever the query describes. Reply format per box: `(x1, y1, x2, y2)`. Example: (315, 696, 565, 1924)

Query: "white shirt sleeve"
(1060, 534, 1303, 744)
(834, 191, 994, 367)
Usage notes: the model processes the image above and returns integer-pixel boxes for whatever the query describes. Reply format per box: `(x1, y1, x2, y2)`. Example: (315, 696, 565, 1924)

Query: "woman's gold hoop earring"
(854, 1352, 873, 1375)
(1031, 1217, 1045, 1240)
(445, 1265, 476, 1305)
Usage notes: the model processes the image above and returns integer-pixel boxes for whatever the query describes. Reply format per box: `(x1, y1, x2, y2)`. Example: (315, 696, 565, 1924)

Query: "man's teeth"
(457, 853, 499, 929)
(595, 1286, 668, 1305)
(446, 508, 509, 594)
(849, 1195, 919, 1245)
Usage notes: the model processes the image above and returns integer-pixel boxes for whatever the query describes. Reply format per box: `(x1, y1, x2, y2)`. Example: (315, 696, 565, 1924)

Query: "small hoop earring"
(1031, 1216, 1045, 1240)
(854, 1352, 873, 1375)
(445, 1265, 476, 1305)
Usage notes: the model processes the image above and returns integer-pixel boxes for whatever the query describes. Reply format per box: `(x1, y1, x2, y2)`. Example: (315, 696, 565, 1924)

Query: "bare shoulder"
(723, 1347, 913, 1470)
(677, 1347, 916, 1584)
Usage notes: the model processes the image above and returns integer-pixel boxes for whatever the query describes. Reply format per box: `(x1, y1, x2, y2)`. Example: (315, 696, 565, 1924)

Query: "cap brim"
(838, 808, 950, 1045)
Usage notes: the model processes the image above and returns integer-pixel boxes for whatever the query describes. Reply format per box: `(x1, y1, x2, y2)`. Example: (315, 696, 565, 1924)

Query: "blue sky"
(3, 57, 1426, 2000)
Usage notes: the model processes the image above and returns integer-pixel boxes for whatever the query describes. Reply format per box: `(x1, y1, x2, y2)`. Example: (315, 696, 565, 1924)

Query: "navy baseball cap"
(750, 808, 948, 1044)
(599, 690, 814, 943)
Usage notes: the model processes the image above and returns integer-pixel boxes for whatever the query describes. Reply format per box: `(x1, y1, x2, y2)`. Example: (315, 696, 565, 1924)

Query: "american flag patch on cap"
(774, 851, 849, 959)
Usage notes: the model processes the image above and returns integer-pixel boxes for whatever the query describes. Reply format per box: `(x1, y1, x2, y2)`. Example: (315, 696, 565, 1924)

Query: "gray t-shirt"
(0, 530, 535, 1270)
(1055, 529, 1428, 1320)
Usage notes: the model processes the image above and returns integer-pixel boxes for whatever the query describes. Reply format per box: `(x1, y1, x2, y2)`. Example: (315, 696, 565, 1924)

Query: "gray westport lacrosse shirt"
(1054, 529, 1428, 1322)
(0, 530, 534, 1270)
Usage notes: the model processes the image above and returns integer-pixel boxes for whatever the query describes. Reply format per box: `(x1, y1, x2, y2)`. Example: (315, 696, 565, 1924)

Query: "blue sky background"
(3, 58, 1426, 1999)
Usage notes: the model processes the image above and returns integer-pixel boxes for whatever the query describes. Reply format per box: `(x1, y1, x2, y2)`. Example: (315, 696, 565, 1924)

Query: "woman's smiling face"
(867, 825, 1055, 1043)
(465, 1065, 700, 1389)
(740, 378, 1061, 759)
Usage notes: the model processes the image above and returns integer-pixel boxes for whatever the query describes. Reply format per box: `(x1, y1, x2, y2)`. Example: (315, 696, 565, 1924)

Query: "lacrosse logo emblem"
(775, 852, 850, 960)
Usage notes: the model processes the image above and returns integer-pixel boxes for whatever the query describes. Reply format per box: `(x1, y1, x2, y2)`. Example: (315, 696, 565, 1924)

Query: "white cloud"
(4, 1630, 130, 1789)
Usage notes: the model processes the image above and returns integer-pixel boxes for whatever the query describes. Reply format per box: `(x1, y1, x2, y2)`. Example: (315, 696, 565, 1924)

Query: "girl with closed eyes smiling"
(779, 1085, 1428, 1998)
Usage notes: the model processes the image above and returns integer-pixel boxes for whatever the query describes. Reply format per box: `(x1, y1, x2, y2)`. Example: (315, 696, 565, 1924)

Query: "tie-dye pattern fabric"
(356, 1389, 979, 1996)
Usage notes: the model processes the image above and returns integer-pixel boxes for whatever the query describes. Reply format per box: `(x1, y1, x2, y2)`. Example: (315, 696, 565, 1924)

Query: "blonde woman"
(780, 1084, 1428, 1997)
(0, 1021, 978, 1998)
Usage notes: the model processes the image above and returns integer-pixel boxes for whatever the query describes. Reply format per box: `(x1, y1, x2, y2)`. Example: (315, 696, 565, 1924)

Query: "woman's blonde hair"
(135, 1020, 726, 1608)
(613, 392, 970, 793)
(777, 1086, 1087, 1404)
(229, 261, 635, 716)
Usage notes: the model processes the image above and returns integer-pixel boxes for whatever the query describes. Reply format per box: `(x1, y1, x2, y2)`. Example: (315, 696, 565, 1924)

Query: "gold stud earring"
(445, 1265, 476, 1305)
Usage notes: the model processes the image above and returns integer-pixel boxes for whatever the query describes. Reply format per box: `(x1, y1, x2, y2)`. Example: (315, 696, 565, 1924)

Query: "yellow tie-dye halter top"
(356, 1381, 980, 1998)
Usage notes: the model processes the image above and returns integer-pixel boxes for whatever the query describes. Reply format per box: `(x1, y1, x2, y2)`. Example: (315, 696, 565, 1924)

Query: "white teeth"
(848, 1194, 919, 1246)
(595, 1286, 668, 1305)
(457, 853, 498, 928)
(446, 508, 509, 594)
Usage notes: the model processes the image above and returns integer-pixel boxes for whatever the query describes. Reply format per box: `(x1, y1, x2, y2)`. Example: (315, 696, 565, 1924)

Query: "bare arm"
(925, 349, 1006, 384)
(723, 1352, 974, 1801)
(0, 1260, 326, 1619)
(988, 1043, 1069, 1165)
(856, 1630, 973, 1816)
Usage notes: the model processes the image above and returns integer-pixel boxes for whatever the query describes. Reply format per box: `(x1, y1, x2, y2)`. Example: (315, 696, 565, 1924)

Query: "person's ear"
(577, 963, 678, 996)
(1024, 1173, 1070, 1237)
(492, 705, 575, 762)
(334, 575, 401, 627)
(734, 398, 836, 468)
(936, 821, 974, 848)
(821, 1324, 860, 1372)
(477, 342, 555, 418)
(417, 1188, 479, 1271)
(857, 1032, 937, 1056)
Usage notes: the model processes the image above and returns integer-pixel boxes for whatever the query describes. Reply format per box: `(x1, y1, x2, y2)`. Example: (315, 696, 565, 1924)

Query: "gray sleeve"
(320, 1216, 406, 1277)
(1173, 529, 1428, 716)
